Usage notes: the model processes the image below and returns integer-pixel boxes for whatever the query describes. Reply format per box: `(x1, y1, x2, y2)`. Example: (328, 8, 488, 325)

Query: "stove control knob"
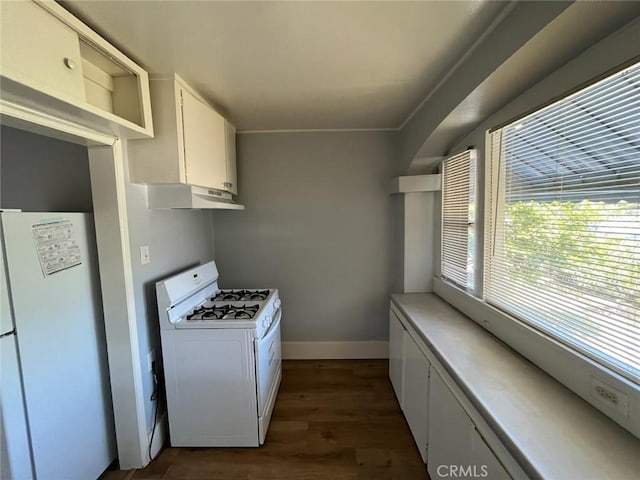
(264, 315, 272, 329)
(274, 299, 281, 309)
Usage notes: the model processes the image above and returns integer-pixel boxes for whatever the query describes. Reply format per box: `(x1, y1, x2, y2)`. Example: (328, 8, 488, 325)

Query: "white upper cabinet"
(0, 0, 153, 138)
(129, 75, 238, 195)
(224, 121, 238, 195)
(181, 87, 227, 190)
(0, 1, 85, 102)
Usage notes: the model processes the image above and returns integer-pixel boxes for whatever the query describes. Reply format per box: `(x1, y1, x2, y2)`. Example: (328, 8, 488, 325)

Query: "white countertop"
(391, 293, 640, 480)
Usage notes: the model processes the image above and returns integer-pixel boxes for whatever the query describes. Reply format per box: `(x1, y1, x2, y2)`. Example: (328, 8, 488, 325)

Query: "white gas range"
(156, 261, 282, 447)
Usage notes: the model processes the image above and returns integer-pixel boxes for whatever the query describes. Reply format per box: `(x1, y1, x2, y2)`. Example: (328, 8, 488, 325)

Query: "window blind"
(485, 61, 640, 382)
(441, 150, 476, 290)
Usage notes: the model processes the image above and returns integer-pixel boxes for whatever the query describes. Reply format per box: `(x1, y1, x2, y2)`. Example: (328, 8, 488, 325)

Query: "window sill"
(433, 277, 640, 438)
(391, 291, 640, 479)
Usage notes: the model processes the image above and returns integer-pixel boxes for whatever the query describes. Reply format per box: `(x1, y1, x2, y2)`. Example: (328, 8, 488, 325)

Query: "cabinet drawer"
(0, 1, 85, 102)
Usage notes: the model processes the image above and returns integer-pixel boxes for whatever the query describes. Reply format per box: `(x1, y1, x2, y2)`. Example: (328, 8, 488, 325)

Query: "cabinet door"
(428, 370, 511, 479)
(470, 428, 511, 480)
(224, 121, 238, 195)
(389, 309, 405, 403)
(0, 0, 85, 102)
(428, 369, 474, 478)
(181, 87, 227, 190)
(402, 332, 430, 463)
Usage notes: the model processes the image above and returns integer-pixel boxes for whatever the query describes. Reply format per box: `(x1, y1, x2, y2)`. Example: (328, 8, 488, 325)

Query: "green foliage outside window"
(504, 200, 640, 313)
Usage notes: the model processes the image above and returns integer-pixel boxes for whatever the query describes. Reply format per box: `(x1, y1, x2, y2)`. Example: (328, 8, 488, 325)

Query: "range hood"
(146, 184, 245, 210)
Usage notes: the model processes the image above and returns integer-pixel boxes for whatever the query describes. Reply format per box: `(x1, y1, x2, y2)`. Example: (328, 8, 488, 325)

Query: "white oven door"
(254, 309, 281, 436)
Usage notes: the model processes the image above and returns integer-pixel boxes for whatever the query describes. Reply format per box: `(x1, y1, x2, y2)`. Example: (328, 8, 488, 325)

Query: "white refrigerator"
(0, 211, 116, 480)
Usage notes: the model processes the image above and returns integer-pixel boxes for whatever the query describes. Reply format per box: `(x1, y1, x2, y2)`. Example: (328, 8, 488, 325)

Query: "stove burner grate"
(212, 289, 270, 302)
(187, 303, 261, 321)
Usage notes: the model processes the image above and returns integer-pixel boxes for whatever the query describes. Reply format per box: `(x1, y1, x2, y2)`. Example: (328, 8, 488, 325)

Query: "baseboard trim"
(282, 341, 389, 360)
(147, 410, 167, 464)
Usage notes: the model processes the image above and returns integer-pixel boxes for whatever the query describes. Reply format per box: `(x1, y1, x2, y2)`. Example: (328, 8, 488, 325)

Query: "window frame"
(440, 149, 477, 292)
(433, 56, 640, 441)
(483, 63, 640, 384)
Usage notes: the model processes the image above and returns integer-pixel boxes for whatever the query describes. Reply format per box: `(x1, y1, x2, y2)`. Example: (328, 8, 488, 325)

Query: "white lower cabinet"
(428, 369, 510, 480)
(470, 428, 511, 480)
(389, 308, 429, 463)
(402, 331, 430, 463)
(389, 309, 405, 403)
(390, 305, 515, 478)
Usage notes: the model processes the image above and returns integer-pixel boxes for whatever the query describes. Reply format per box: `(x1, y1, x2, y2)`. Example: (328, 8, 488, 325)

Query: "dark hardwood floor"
(101, 360, 429, 480)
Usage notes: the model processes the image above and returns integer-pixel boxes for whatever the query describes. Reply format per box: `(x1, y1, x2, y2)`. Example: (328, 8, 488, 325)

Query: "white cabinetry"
(181, 86, 227, 190)
(129, 75, 238, 195)
(389, 309, 405, 403)
(402, 332, 430, 463)
(1, 0, 85, 102)
(224, 121, 238, 195)
(391, 304, 517, 475)
(0, 0, 153, 138)
(428, 369, 510, 480)
(389, 308, 430, 463)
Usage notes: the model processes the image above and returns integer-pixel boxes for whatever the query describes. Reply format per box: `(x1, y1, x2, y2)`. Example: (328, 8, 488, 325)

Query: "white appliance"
(0, 211, 115, 480)
(156, 261, 282, 447)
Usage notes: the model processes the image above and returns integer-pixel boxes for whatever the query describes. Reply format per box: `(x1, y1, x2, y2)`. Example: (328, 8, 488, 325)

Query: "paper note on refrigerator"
(32, 220, 82, 276)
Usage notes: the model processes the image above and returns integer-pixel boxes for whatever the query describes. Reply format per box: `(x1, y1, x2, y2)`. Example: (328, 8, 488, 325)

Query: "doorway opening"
(0, 108, 148, 470)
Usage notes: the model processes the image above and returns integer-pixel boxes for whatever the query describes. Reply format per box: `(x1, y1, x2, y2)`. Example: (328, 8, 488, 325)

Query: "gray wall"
(212, 131, 394, 342)
(121, 141, 215, 431)
(0, 126, 93, 212)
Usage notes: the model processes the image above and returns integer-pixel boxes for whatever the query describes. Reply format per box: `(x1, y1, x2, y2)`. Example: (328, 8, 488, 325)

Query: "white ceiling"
(62, 0, 508, 131)
(411, 1, 640, 172)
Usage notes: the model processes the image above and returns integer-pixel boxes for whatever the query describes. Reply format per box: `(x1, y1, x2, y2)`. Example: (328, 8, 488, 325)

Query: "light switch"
(140, 245, 150, 265)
